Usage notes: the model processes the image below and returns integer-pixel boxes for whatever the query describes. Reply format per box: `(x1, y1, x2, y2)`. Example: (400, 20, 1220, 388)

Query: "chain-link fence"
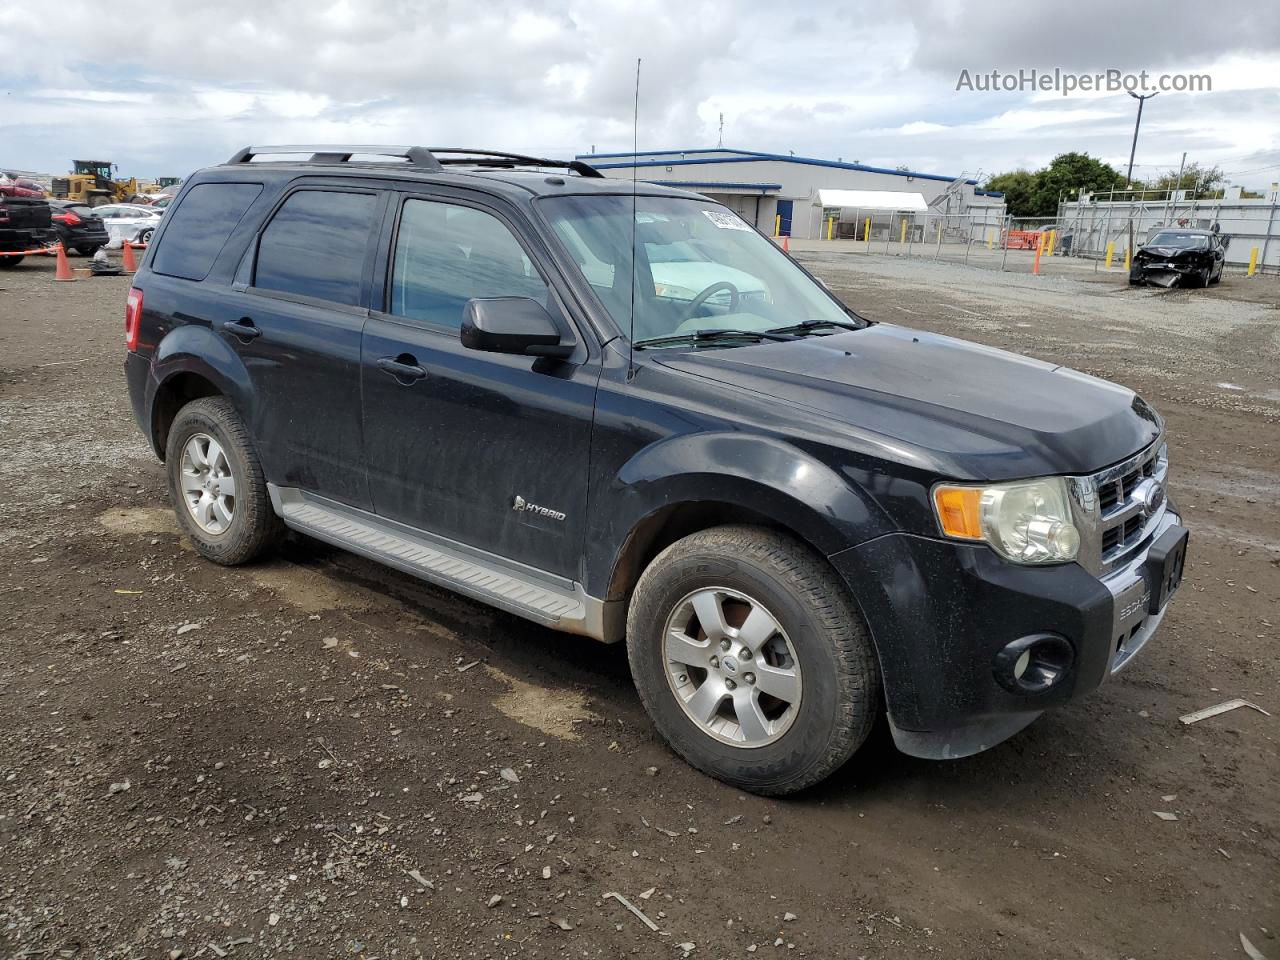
(1054, 195, 1279, 275)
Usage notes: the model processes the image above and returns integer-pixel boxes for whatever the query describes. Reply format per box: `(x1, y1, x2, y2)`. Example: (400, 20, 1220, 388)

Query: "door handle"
(377, 354, 427, 382)
(221, 317, 261, 340)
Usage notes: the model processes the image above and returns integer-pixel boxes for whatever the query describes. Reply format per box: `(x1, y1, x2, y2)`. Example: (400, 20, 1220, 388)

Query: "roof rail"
(226, 145, 443, 170)
(225, 145, 603, 178)
(429, 149, 604, 178)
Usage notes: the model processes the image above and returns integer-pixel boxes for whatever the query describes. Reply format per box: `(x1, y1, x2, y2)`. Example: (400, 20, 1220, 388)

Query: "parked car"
(48, 199, 110, 256)
(0, 195, 55, 267)
(92, 203, 163, 247)
(0, 171, 46, 198)
(124, 145, 1189, 794)
(1130, 228, 1226, 288)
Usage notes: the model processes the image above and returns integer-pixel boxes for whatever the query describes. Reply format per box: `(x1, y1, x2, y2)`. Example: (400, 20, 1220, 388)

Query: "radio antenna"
(627, 57, 641, 381)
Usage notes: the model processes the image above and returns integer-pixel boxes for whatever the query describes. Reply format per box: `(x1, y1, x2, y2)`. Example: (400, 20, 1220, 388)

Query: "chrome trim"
(1069, 436, 1167, 577)
(1098, 508, 1180, 676)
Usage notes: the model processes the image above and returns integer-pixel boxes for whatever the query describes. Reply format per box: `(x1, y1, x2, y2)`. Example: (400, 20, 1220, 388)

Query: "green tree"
(984, 169, 1038, 217)
(985, 153, 1125, 217)
(1150, 162, 1224, 199)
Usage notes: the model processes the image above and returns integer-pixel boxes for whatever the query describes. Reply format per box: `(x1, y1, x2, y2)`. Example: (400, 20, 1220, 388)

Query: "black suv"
(125, 145, 1189, 794)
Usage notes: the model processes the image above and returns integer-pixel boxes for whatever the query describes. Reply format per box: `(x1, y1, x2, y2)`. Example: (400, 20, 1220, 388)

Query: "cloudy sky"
(2, 0, 1278, 189)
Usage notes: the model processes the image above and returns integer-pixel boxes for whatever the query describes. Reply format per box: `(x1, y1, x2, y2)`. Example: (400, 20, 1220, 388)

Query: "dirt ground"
(1, 250, 1276, 960)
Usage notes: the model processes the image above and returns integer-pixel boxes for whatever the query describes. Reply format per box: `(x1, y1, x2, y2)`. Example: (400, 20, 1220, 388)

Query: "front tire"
(627, 525, 879, 795)
(165, 397, 281, 565)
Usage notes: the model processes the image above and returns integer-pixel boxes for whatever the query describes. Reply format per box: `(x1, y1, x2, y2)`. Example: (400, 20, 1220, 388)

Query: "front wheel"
(627, 525, 879, 795)
(166, 397, 281, 565)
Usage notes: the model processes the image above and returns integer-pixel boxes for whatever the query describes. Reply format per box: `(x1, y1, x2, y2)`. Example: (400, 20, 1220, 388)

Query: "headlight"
(933, 477, 1080, 565)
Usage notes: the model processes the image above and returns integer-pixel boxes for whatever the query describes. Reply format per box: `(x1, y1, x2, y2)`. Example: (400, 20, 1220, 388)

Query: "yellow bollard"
(774, 214, 781, 237)
(1124, 246, 1131, 272)
(1105, 242, 1114, 269)
(1045, 229, 1056, 257)
(864, 217, 871, 248)
(900, 218, 907, 244)
(1248, 246, 1259, 276)
(827, 217, 834, 241)
(987, 232, 993, 250)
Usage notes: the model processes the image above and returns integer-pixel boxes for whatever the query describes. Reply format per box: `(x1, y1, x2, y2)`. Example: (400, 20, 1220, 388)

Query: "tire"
(165, 397, 281, 565)
(76, 245, 102, 257)
(1209, 266, 1222, 285)
(138, 228, 154, 245)
(0, 256, 22, 268)
(626, 525, 879, 795)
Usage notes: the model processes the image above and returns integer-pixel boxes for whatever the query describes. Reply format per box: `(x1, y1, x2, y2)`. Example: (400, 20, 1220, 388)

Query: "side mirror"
(461, 297, 574, 359)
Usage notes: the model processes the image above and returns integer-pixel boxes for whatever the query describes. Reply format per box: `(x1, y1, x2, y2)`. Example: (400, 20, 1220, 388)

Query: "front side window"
(540, 194, 858, 344)
(254, 190, 377, 307)
(389, 199, 549, 329)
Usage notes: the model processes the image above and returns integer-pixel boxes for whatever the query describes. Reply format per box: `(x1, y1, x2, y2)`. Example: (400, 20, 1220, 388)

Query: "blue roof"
(576, 147, 978, 186)
(649, 180, 781, 193)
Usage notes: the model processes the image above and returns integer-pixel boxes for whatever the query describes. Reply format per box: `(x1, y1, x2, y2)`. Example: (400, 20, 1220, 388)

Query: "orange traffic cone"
(122, 241, 138, 274)
(54, 243, 76, 282)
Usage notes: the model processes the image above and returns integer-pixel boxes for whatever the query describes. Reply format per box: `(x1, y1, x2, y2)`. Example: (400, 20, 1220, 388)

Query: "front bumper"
(1129, 260, 1205, 287)
(830, 507, 1185, 759)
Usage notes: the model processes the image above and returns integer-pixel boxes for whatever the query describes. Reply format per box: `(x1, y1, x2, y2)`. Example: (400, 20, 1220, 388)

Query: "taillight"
(52, 211, 82, 225)
(125, 288, 143, 351)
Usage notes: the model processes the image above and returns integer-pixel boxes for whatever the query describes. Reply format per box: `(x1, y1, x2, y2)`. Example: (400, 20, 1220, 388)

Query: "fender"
(146, 324, 257, 456)
(587, 430, 898, 600)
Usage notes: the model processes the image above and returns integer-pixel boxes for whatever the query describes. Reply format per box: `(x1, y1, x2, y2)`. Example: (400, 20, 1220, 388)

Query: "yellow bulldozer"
(50, 160, 144, 206)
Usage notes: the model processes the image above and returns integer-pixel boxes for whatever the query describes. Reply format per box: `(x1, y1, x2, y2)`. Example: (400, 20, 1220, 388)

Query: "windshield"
(539, 194, 860, 344)
(1148, 232, 1209, 249)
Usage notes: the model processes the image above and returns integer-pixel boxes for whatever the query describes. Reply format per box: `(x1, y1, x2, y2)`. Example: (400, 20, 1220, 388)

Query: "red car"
(0, 172, 46, 199)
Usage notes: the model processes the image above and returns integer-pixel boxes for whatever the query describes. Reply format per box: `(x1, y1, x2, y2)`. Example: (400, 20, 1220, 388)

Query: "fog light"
(994, 634, 1074, 694)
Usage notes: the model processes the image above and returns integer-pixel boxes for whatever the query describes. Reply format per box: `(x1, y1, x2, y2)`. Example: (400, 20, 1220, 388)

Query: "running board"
(268, 485, 619, 642)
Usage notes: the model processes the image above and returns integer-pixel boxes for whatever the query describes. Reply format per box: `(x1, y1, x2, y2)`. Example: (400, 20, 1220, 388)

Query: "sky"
(2, 0, 1278, 190)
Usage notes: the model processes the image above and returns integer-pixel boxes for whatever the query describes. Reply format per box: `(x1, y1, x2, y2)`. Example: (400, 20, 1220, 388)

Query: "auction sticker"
(702, 210, 752, 231)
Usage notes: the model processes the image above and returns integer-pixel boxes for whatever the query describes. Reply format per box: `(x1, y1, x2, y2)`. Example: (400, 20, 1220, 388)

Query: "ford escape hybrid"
(125, 145, 1189, 795)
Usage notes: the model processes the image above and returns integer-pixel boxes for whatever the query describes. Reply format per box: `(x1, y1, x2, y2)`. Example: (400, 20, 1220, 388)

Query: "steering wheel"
(684, 281, 740, 320)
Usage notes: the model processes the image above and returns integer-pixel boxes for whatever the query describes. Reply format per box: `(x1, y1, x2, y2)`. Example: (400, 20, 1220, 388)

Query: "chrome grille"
(1070, 438, 1168, 577)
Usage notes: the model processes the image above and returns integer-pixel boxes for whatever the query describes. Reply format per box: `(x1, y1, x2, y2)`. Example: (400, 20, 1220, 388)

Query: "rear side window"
(254, 190, 377, 307)
(152, 182, 263, 281)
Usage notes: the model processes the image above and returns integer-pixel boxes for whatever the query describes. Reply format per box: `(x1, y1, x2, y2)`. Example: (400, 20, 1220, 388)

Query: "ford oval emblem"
(1138, 479, 1165, 517)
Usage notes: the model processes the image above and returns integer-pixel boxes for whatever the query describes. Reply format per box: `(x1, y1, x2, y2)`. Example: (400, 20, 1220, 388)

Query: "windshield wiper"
(633, 328, 794, 349)
(765, 317, 863, 335)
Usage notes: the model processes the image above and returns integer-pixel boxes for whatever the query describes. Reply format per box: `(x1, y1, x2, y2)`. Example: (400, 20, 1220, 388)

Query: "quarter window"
(255, 190, 377, 307)
(151, 182, 264, 281)
(390, 199, 549, 329)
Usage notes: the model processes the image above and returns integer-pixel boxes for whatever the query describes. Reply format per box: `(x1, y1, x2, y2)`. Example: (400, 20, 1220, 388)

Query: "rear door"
(360, 189, 599, 579)
(223, 184, 386, 509)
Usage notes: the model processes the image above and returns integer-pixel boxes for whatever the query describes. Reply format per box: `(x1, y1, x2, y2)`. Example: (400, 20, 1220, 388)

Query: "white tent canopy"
(817, 189, 928, 212)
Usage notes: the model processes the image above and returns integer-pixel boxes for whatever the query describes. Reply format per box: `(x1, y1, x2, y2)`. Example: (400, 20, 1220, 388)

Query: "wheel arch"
(596, 433, 896, 605)
(148, 327, 256, 460)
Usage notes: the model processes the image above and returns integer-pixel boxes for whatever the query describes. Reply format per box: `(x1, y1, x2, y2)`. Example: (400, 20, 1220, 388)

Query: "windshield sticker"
(701, 210, 752, 231)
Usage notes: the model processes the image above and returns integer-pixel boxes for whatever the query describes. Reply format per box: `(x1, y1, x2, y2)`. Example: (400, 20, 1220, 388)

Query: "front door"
(360, 191, 599, 580)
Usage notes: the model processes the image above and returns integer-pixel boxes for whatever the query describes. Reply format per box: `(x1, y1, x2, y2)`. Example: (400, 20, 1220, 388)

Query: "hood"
(654, 323, 1161, 480)
(1137, 243, 1207, 260)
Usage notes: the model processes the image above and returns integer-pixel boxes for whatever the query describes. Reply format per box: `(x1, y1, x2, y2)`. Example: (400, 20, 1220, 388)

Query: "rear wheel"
(76, 245, 102, 257)
(165, 397, 281, 565)
(627, 525, 879, 795)
(0, 256, 22, 268)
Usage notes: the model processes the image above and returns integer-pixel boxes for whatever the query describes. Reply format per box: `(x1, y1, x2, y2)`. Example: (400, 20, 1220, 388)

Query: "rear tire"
(626, 525, 879, 795)
(165, 397, 281, 565)
(0, 256, 22, 268)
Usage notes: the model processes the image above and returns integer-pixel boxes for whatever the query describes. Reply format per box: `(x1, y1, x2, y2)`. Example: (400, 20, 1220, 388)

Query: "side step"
(269, 485, 615, 641)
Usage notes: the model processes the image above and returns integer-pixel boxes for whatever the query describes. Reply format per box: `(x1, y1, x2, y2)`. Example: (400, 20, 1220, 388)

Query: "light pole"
(1125, 91, 1158, 189)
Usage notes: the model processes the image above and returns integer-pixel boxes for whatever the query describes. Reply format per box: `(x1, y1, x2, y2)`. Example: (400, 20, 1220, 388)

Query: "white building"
(576, 147, 1006, 240)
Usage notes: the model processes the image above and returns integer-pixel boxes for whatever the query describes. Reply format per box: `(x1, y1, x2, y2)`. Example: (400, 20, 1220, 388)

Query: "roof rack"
(225, 145, 603, 178)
